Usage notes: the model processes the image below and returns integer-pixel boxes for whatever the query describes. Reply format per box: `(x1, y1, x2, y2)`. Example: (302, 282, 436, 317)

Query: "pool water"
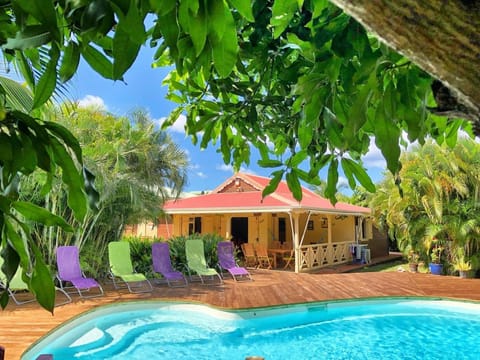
(24, 299, 480, 360)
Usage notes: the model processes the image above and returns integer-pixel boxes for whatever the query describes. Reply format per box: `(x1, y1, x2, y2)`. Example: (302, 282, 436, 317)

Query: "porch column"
(292, 212, 300, 273)
(225, 215, 232, 240)
(327, 215, 333, 264)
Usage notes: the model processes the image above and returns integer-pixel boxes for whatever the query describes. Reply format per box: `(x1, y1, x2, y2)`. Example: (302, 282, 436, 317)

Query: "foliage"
(369, 138, 480, 274)
(0, 78, 98, 312)
(123, 233, 225, 276)
(0, 0, 475, 309)
(21, 106, 188, 277)
(407, 250, 419, 265)
(126, 236, 156, 277)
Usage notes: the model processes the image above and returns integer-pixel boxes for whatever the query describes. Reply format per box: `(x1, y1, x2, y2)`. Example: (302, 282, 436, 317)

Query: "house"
(161, 173, 378, 273)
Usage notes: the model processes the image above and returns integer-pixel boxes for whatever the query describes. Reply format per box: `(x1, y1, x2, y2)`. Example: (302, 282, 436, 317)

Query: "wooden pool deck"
(2, 268, 480, 359)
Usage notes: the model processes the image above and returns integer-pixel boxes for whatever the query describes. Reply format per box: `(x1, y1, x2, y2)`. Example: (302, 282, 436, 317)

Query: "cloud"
(196, 171, 207, 179)
(77, 95, 107, 110)
(362, 142, 387, 169)
(216, 164, 233, 172)
(216, 164, 257, 175)
(156, 114, 187, 133)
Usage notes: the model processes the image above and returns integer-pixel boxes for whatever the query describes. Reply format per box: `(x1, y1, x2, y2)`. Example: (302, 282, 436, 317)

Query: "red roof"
(163, 173, 370, 215)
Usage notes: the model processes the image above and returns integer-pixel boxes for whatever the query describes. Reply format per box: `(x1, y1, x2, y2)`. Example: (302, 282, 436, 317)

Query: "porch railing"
(298, 241, 351, 272)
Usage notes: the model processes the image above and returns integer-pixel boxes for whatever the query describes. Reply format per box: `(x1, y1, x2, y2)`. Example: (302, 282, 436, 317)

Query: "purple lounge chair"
(152, 242, 188, 287)
(217, 242, 252, 281)
(56, 246, 104, 298)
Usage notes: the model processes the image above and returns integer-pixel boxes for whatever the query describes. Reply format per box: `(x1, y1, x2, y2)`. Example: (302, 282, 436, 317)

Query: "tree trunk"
(330, 0, 480, 129)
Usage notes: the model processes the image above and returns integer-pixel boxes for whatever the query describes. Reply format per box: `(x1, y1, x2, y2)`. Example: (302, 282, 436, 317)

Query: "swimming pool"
(23, 298, 480, 360)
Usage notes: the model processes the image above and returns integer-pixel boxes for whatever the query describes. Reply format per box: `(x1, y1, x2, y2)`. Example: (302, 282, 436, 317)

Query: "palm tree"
(370, 138, 480, 272)
(20, 105, 189, 275)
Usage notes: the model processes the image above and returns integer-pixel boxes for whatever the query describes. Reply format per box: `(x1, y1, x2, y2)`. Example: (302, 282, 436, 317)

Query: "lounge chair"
(0, 257, 71, 306)
(152, 242, 188, 287)
(217, 241, 252, 281)
(56, 246, 104, 298)
(255, 244, 273, 269)
(185, 239, 223, 285)
(241, 243, 257, 268)
(108, 241, 152, 293)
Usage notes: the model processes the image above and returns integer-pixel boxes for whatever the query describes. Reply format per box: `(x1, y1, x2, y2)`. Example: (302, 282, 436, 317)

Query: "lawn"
(355, 260, 429, 273)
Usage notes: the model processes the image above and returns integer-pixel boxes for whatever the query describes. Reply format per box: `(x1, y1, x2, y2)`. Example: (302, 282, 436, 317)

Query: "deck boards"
(2, 270, 480, 359)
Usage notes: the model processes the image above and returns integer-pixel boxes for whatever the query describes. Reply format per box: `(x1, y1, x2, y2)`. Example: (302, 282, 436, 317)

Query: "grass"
(355, 260, 429, 273)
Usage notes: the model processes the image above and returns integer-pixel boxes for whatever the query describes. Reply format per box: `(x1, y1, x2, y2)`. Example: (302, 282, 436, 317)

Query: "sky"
(69, 44, 387, 194)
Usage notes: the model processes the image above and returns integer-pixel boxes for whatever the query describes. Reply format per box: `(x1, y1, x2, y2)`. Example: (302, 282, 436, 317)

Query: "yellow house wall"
(331, 216, 355, 242)
(167, 213, 371, 246)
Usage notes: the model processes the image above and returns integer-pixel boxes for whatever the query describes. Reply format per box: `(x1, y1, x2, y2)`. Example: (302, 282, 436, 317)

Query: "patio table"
(268, 248, 293, 268)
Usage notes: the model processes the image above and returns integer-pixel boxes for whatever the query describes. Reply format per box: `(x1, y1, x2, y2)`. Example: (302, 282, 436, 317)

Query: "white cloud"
(77, 95, 107, 110)
(156, 114, 187, 133)
(216, 164, 233, 172)
(338, 176, 349, 188)
(362, 142, 387, 169)
(196, 171, 207, 179)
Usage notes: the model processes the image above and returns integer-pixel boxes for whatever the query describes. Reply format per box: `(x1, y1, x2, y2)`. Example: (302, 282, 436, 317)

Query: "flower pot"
(429, 263, 443, 275)
(459, 270, 469, 279)
(409, 263, 418, 273)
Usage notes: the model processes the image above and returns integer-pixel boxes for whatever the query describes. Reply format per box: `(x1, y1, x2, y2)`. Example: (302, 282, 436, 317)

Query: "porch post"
(225, 215, 232, 240)
(327, 215, 333, 264)
(292, 212, 300, 273)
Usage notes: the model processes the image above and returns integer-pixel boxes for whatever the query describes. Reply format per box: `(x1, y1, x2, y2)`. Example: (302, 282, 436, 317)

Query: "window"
(188, 217, 202, 235)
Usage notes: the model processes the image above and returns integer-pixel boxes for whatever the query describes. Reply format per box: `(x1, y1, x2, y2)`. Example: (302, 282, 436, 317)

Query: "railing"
(298, 241, 351, 272)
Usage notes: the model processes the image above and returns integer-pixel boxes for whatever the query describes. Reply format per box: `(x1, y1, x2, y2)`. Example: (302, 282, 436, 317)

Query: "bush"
(121, 233, 225, 276)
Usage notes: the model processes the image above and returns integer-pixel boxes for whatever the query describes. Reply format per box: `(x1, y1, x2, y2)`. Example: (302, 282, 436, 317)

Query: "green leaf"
(44, 121, 83, 164)
(81, 44, 114, 80)
(289, 150, 307, 167)
(59, 41, 81, 83)
(341, 158, 356, 189)
(210, 4, 238, 77)
(271, 0, 298, 38)
(286, 170, 302, 201)
(178, 1, 204, 56)
(4, 25, 52, 50)
(112, 1, 146, 79)
(30, 245, 55, 313)
(4, 219, 30, 271)
(13, 201, 74, 231)
(32, 46, 59, 109)
(227, 0, 254, 21)
(257, 159, 284, 168)
(0, 76, 33, 112)
(374, 101, 401, 174)
(15, 0, 57, 29)
(262, 170, 284, 198)
(341, 158, 376, 192)
(0, 133, 13, 163)
(324, 158, 338, 204)
(50, 137, 87, 221)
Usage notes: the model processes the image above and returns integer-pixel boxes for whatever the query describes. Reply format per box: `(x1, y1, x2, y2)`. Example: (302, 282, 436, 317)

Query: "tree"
(370, 139, 480, 272)
(0, 0, 478, 309)
(20, 106, 189, 276)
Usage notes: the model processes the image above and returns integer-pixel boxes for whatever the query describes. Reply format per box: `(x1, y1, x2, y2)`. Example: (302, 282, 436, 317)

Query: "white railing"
(298, 241, 351, 272)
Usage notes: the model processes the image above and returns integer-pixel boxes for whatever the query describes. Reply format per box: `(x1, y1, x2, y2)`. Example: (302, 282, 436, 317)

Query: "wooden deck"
(2, 270, 480, 359)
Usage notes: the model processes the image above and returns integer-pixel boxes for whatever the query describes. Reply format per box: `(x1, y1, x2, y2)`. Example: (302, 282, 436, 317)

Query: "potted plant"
(429, 241, 444, 275)
(407, 250, 419, 273)
(453, 249, 472, 278)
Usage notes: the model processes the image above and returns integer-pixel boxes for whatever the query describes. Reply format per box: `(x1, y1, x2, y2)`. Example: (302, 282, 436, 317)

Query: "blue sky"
(69, 44, 387, 194)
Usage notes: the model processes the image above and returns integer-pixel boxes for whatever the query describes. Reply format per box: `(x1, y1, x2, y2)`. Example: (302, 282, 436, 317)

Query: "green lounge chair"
(0, 257, 71, 306)
(108, 241, 152, 293)
(185, 239, 223, 285)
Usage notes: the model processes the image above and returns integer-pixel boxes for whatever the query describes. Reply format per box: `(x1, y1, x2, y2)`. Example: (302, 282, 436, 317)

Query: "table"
(268, 248, 294, 268)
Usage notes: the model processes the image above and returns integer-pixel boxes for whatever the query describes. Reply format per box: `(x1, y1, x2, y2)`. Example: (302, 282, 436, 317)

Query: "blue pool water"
(23, 298, 480, 360)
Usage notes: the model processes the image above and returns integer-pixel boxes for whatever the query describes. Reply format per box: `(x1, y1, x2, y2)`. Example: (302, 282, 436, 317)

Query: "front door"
(231, 217, 248, 248)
